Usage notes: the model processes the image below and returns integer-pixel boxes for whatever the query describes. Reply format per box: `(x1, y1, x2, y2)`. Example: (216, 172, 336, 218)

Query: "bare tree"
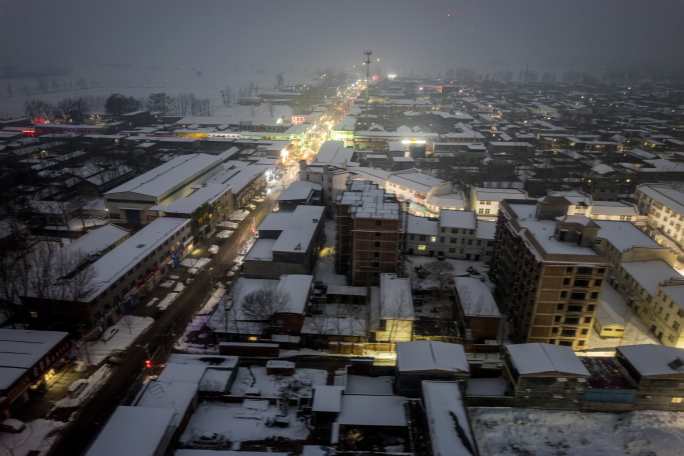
(23, 241, 96, 303)
(240, 285, 290, 321)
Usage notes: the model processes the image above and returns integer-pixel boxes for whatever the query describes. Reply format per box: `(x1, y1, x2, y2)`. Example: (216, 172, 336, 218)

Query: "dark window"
(594, 279, 603, 287)
(583, 316, 592, 323)
(565, 317, 580, 325)
(563, 278, 571, 286)
(560, 291, 568, 298)
(578, 267, 593, 275)
(581, 329, 589, 335)
(566, 266, 574, 273)
(554, 316, 562, 322)
(557, 304, 565, 310)
(568, 305, 583, 312)
(590, 292, 599, 299)
(570, 292, 586, 300)
(587, 304, 595, 311)
(574, 279, 590, 287)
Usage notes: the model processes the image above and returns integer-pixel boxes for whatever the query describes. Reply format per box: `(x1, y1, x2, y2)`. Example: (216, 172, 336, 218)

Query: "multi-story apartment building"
(470, 187, 528, 219)
(635, 184, 684, 250)
(404, 212, 496, 262)
(492, 200, 609, 350)
(335, 181, 402, 286)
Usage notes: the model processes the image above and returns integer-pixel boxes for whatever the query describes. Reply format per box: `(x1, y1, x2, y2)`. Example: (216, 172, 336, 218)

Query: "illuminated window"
(430, 236, 437, 243)
(672, 397, 683, 404)
(417, 245, 427, 252)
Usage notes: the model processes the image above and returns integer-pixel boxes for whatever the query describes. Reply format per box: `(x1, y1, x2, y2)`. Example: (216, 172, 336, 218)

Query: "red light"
(22, 128, 36, 137)
(145, 359, 153, 369)
(371, 74, 380, 82)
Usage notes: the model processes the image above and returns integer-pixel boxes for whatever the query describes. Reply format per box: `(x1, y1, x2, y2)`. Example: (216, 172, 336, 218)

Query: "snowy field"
(230, 366, 328, 398)
(180, 401, 309, 448)
(470, 407, 684, 456)
(83, 315, 154, 365)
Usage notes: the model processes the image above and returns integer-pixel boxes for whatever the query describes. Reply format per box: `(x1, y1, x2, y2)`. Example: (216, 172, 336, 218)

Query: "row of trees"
(25, 97, 91, 123)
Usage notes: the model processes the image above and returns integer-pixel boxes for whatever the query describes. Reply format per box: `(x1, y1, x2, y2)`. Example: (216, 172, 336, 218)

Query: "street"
(50, 196, 274, 456)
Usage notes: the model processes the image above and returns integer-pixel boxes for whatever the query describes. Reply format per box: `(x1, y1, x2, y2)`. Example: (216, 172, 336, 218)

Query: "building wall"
(636, 186, 684, 250)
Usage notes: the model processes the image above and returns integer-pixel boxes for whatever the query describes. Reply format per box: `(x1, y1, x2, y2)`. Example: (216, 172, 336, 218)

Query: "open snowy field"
(470, 407, 684, 456)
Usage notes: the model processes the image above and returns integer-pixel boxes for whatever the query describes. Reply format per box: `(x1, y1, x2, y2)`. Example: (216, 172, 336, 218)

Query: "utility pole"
(363, 50, 373, 109)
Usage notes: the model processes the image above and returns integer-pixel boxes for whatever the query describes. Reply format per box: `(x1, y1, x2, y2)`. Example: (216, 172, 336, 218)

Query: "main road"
(50, 83, 359, 455)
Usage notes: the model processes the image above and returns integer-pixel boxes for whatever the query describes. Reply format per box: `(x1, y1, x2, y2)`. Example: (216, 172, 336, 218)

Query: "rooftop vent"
(136, 243, 146, 249)
(668, 357, 684, 371)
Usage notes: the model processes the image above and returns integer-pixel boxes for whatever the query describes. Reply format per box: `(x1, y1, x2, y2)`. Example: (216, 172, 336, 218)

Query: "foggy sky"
(1, 0, 684, 85)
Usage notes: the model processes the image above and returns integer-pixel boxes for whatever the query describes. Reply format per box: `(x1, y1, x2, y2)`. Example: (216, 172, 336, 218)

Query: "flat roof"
(595, 221, 659, 252)
(406, 215, 438, 236)
(337, 395, 407, 427)
(621, 260, 681, 296)
(66, 224, 129, 259)
(314, 141, 353, 166)
(278, 181, 321, 202)
(85, 406, 175, 456)
(618, 345, 684, 377)
(84, 217, 190, 302)
(454, 277, 501, 318)
(440, 210, 476, 230)
(0, 329, 68, 390)
(422, 381, 475, 456)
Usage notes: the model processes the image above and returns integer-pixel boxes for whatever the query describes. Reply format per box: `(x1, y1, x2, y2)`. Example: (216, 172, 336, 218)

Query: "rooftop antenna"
(364, 50, 373, 109)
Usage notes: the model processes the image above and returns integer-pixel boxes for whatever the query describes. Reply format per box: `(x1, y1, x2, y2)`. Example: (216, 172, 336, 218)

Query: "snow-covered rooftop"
(339, 181, 400, 220)
(278, 181, 321, 202)
(422, 380, 476, 456)
(65, 224, 129, 259)
(84, 217, 190, 302)
(440, 210, 476, 230)
(454, 277, 501, 318)
(595, 221, 659, 252)
(506, 343, 590, 377)
(473, 187, 527, 202)
(0, 329, 68, 391)
(406, 214, 438, 236)
(85, 406, 175, 456)
(106, 152, 231, 200)
(618, 345, 684, 377)
(312, 385, 345, 413)
(396, 341, 469, 374)
(336, 395, 408, 427)
(621, 260, 682, 296)
(379, 273, 414, 320)
(314, 141, 353, 166)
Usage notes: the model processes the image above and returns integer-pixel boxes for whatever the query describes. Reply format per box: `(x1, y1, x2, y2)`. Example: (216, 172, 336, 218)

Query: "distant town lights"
(387, 73, 398, 80)
(401, 139, 426, 145)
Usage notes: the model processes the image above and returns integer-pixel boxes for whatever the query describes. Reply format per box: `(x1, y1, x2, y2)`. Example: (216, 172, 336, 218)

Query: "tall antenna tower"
(363, 50, 373, 108)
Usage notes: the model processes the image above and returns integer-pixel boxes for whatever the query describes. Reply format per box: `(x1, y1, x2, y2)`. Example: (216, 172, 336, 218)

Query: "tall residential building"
(335, 180, 401, 286)
(491, 199, 609, 350)
(635, 184, 684, 250)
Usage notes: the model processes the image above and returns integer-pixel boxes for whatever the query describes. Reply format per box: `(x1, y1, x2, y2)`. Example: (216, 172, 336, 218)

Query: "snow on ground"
(230, 366, 328, 398)
(180, 401, 309, 448)
(83, 316, 154, 365)
(0, 419, 65, 456)
(181, 257, 211, 269)
(405, 255, 491, 291)
(470, 407, 684, 456)
(314, 219, 346, 286)
(53, 365, 111, 409)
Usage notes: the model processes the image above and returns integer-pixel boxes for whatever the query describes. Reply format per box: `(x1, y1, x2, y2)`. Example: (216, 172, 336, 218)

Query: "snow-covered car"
(192, 432, 227, 448)
(0, 419, 26, 433)
(208, 244, 220, 255)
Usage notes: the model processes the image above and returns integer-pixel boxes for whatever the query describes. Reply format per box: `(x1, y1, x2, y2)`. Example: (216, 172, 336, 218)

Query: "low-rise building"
(0, 329, 70, 417)
(470, 187, 528, 218)
(395, 341, 469, 396)
(242, 205, 325, 279)
(616, 345, 684, 410)
(503, 343, 590, 408)
(369, 274, 415, 343)
(453, 277, 502, 345)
